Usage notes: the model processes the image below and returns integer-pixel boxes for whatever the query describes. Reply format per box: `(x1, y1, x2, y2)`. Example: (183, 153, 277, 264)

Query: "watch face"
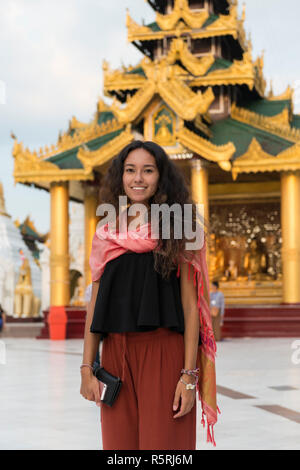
(187, 384, 195, 390)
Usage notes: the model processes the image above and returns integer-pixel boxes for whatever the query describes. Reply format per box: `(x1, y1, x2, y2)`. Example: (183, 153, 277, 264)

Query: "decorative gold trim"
(232, 137, 300, 179)
(177, 127, 235, 171)
(109, 57, 215, 123)
(33, 109, 122, 162)
(111, 81, 156, 124)
(268, 84, 293, 102)
(231, 103, 300, 143)
(189, 51, 266, 97)
(166, 38, 214, 76)
(158, 80, 214, 120)
(155, 0, 209, 30)
(77, 125, 134, 169)
(103, 59, 146, 93)
(129, 2, 247, 51)
(12, 139, 94, 184)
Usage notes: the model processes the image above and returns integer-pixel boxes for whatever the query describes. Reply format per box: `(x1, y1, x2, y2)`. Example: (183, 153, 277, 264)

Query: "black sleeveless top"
(90, 251, 185, 339)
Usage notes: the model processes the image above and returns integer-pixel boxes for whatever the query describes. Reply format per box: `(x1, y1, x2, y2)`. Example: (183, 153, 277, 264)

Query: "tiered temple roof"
(12, 0, 300, 200)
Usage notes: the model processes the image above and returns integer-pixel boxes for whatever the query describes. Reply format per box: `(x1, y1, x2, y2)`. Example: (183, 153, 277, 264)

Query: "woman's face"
(122, 148, 160, 206)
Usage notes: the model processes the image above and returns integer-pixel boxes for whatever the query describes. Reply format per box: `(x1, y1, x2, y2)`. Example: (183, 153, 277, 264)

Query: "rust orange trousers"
(100, 327, 196, 450)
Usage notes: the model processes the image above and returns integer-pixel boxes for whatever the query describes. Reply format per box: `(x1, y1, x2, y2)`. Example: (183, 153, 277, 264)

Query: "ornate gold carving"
(155, 0, 209, 30)
(153, 105, 176, 146)
(177, 127, 235, 170)
(189, 51, 265, 96)
(231, 103, 300, 142)
(12, 139, 94, 183)
(268, 84, 293, 102)
(128, 1, 247, 50)
(111, 81, 156, 124)
(37, 118, 122, 161)
(103, 59, 146, 93)
(159, 79, 214, 120)
(166, 38, 214, 76)
(77, 125, 134, 169)
(232, 138, 300, 179)
(206, 4, 238, 34)
(126, 11, 154, 41)
(109, 56, 215, 123)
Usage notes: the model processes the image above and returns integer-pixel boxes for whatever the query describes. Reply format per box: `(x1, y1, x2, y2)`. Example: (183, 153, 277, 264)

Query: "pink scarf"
(89, 219, 219, 446)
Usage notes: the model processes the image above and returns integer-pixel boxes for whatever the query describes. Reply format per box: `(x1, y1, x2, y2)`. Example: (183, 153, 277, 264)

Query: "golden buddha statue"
(14, 257, 41, 318)
(225, 259, 238, 280)
(243, 239, 267, 280)
(209, 235, 225, 280)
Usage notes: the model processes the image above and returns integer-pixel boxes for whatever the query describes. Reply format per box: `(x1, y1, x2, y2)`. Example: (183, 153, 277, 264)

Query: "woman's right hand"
(80, 369, 104, 407)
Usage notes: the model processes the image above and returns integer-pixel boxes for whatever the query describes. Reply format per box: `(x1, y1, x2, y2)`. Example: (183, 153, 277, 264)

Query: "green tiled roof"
(205, 57, 232, 75)
(242, 99, 291, 117)
(97, 111, 115, 125)
(46, 129, 123, 170)
(211, 117, 294, 161)
(147, 21, 161, 32)
(291, 114, 300, 129)
(202, 14, 219, 28)
(126, 67, 146, 77)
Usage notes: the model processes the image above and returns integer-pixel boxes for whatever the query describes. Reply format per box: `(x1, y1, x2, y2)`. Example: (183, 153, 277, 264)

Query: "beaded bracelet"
(181, 368, 199, 378)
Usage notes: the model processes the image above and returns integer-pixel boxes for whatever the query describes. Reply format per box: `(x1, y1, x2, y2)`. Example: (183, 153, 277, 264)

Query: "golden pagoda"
(12, 0, 300, 337)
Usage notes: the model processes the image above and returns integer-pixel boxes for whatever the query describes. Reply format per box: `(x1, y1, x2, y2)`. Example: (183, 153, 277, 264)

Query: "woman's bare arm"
(82, 280, 101, 367)
(80, 280, 104, 406)
(180, 262, 200, 372)
(173, 262, 200, 419)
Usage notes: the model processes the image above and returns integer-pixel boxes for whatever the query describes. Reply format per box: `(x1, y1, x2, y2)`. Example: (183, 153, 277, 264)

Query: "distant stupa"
(0, 180, 42, 316)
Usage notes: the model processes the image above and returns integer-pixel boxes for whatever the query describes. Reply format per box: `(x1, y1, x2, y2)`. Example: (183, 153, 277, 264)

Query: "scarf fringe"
(178, 257, 219, 447)
(200, 406, 216, 447)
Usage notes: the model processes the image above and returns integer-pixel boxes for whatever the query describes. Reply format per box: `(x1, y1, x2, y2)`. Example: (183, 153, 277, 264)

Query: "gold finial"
(268, 79, 274, 98)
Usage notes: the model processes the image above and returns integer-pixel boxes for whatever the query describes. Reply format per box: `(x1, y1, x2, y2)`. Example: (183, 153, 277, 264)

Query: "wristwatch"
(180, 377, 196, 390)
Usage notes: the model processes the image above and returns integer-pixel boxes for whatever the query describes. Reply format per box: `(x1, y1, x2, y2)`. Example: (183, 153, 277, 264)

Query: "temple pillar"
(190, 157, 210, 229)
(84, 184, 99, 288)
(48, 182, 70, 339)
(190, 158, 210, 264)
(280, 171, 300, 303)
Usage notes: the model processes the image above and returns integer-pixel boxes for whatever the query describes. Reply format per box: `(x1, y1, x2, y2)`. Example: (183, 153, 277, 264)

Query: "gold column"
(281, 171, 300, 303)
(84, 184, 99, 287)
(50, 182, 70, 306)
(190, 158, 210, 230)
(190, 158, 210, 268)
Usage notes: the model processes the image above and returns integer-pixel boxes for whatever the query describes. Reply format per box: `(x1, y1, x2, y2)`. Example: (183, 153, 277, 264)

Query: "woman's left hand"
(172, 375, 196, 418)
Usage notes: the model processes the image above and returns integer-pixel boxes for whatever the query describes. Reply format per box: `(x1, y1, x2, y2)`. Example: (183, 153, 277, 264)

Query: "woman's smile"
(122, 148, 159, 205)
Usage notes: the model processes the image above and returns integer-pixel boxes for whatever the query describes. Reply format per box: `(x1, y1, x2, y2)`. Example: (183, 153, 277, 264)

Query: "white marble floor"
(0, 336, 299, 450)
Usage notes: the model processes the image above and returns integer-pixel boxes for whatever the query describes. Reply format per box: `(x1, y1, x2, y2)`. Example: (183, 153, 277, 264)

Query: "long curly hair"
(98, 140, 208, 279)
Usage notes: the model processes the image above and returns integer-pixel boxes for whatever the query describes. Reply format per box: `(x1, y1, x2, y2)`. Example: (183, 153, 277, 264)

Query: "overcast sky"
(1, 0, 300, 234)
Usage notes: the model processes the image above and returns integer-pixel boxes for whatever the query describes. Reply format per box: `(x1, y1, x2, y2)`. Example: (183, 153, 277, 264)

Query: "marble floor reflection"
(0, 336, 299, 450)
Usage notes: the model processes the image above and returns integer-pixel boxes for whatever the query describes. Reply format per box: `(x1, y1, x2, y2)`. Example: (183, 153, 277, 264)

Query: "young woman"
(80, 141, 218, 450)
